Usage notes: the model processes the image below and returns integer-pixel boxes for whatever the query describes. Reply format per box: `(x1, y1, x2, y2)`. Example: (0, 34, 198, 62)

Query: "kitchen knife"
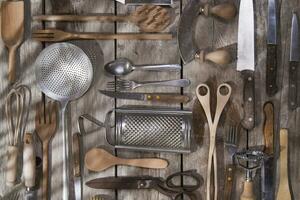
(262, 102, 275, 200)
(266, 0, 278, 96)
(289, 13, 299, 110)
(115, 0, 173, 5)
(237, 0, 255, 130)
(99, 90, 191, 104)
(73, 132, 82, 200)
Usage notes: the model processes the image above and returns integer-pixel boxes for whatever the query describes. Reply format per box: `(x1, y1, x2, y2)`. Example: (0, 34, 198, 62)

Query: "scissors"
(196, 83, 232, 200)
(86, 170, 203, 200)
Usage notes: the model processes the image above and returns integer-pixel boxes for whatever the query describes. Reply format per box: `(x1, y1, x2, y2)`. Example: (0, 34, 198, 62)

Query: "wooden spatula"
(1, 1, 24, 83)
(85, 148, 168, 172)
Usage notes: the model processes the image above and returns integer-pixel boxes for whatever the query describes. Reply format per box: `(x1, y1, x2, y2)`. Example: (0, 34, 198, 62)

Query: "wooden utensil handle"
(203, 3, 237, 20)
(6, 145, 18, 186)
(240, 180, 255, 200)
(197, 50, 231, 65)
(72, 33, 173, 40)
(72, 133, 81, 177)
(8, 46, 17, 83)
(23, 133, 36, 188)
(42, 142, 49, 200)
(224, 164, 235, 200)
(33, 15, 128, 22)
(146, 94, 190, 104)
(263, 102, 274, 154)
(120, 158, 168, 169)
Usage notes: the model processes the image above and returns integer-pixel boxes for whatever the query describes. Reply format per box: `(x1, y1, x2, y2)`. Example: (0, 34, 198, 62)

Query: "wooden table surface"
(0, 0, 299, 199)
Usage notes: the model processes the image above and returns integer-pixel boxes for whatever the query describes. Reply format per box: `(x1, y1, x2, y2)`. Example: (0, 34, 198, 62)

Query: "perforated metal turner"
(35, 43, 93, 200)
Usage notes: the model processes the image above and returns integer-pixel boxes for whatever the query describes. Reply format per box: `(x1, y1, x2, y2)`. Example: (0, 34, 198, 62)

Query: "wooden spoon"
(1, 1, 24, 83)
(33, 5, 170, 33)
(85, 148, 168, 172)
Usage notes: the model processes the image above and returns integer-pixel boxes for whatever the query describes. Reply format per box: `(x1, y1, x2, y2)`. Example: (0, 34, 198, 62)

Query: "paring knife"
(115, 0, 173, 5)
(289, 13, 299, 110)
(237, 0, 255, 130)
(262, 102, 275, 200)
(99, 90, 191, 104)
(266, 0, 278, 96)
(73, 132, 82, 200)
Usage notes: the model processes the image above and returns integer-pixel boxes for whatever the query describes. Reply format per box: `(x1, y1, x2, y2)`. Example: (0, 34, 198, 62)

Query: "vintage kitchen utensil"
(86, 170, 202, 200)
(235, 149, 265, 200)
(99, 90, 191, 104)
(35, 101, 58, 200)
(224, 124, 239, 200)
(35, 43, 93, 200)
(178, 0, 236, 64)
(5, 85, 31, 186)
(106, 78, 190, 90)
(104, 58, 181, 76)
(33, 5, 170, 33)
(32, 29, 173, 42)
(89, 195, 114, 200)
(78, 107, 193, 153)
(262, 102, 275, 200)
(72, 132, 82, 200)
(276, 129, 292, 200)
(237, 0, 255, 130)
(196, 83, 232, 200)
(1, 1, 24, 83)
(289, 13, 300, 110)
(266, 0, 278, 96)
(23, 133, 36, 189)
(115, 0, 173, 5)
(85, 148, 168, 172)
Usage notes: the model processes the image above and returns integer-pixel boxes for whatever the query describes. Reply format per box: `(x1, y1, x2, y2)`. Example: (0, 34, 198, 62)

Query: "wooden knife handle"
(203, 3, 237, 20)
(6, 145, 18, 186)
(146, 94, 190, 104)
(197, 49, 231, 65)
(263, 102, 274, 155)
(288, 61, 298, 110)
(266, 44, 278, 96)
(23, 133, 36, 188)
(224, 164, 235, 200)
(240, 180, 255, 200)
(72, 132, 81, 177)
(276, 129, 292, 200)
(241, 70, 255, 130)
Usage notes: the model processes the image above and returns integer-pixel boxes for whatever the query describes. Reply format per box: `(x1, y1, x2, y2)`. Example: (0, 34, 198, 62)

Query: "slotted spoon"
(35, 43, 93, 200)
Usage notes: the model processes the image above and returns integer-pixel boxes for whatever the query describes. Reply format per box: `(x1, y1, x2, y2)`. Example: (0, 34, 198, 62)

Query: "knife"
(99, 90, 191, 104)
(266, 0, 278, 96)
(73, 132, 82, 200)
(115, 0, 173, 5)
(289, 13, 299, 110)
(237, 0, 255, 130)
(261, 102, 275, 200)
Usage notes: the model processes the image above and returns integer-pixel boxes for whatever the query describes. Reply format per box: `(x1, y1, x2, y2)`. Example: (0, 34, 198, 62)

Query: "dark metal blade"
(177, 0, 201, 64)
(290, 13, 299, 61)
(86, 177, 148, 189)
(99, 90, 145, 101)
(262, 157, 275, 200)
(267, 0, 277, 44)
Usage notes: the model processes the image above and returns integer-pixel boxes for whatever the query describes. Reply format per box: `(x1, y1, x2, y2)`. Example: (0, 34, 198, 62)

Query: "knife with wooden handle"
(276, 129, 292, 200)
(72, 132, 81, 200)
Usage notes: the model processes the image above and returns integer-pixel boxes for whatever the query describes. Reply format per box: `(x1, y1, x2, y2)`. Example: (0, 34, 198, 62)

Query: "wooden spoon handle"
(6, 145, 18, 186)
(120, 158, 168, 169)
(197, 50, 231, 65)
(23, 133, 36, 188)
(42, 142, 49, 200)
(263, 102, 274, 154)
(240, 180, 255, 200)
(8, 46, 17, 83)
(203, 3, 237, 20)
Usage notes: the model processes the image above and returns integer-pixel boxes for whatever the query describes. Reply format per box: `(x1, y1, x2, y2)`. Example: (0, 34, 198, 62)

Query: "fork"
(35, 101, 58, 200)
(106, 78, 191, 90)
(32, 29, 172, 42)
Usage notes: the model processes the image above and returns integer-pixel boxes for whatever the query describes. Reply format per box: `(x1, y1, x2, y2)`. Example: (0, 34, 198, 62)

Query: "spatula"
(85, 148, 168, 172)
(1, 1, 24, 83)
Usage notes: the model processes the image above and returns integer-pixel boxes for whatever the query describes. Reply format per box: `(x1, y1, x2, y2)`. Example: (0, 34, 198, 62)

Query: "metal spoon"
(104, 58, 181, 76)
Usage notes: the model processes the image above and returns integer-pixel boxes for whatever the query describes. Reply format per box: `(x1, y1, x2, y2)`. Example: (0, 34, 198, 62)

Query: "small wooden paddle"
(85, 148, 168, 172)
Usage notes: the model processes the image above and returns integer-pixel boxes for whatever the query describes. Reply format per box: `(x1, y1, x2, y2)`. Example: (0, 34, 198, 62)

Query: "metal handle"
(139, 79, 191, 88)
(133, 64, 181, 71)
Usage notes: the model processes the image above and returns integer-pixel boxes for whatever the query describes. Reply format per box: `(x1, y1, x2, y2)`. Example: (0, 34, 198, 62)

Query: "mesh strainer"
(35, 43, 93, 200)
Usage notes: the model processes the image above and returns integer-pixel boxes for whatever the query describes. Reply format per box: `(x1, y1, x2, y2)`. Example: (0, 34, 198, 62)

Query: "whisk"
(5, 84, 31, 186)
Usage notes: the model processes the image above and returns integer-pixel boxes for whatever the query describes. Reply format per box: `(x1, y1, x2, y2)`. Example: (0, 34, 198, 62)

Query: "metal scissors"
(86, 170, 203, 200)
(196, 83, 232, 200)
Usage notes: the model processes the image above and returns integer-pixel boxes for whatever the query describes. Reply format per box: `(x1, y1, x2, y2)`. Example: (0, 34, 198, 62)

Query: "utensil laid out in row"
(106, 78, 190, 90)
(32, 29, 173, 42)
(104, 58, 181, 76)
(33, 5, 171, 33)
(1, 0, 24, 83)
(114, 0, 173, 5)
(89, 194, 114, 200)
(85, 148, 168, 172)
(73, 132, 82, 200)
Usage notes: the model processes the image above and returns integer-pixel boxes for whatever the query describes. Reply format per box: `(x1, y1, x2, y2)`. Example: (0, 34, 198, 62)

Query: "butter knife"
(115, 0, 173, 5)
(73, 132, 82, 200)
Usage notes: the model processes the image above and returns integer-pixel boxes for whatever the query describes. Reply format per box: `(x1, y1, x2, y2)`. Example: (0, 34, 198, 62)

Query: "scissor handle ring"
(165, 170, 202, 192)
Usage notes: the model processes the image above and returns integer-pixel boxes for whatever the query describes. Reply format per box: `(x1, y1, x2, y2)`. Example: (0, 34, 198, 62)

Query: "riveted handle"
(203, 3, 237, 20)
(288, 61, 298, 110)
(197, 49, 231, 65)
(146, 94, 190, 104)
(266, 45, 278, 96)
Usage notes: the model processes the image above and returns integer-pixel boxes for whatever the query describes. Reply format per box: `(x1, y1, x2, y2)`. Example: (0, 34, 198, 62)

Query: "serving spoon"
(104, 58, 181, 76)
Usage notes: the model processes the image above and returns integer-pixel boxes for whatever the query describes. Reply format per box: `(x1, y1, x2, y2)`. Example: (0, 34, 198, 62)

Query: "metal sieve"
(35, 43, 93, 200)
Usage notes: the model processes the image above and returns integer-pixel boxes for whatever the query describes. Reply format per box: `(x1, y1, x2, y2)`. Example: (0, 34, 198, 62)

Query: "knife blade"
(262, 102, 275, 200)
(237, 0, 255, 130)
(289, 13, 299, 110)
(115, 0, 173, 5)
(266, 0, 278, 96)
(73, 132, 81, 200)
(99, 90, 191, 103)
